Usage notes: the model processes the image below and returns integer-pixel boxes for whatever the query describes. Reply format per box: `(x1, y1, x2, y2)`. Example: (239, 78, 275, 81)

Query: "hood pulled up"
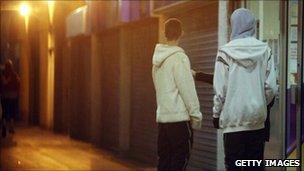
(220, 37, 268, 69)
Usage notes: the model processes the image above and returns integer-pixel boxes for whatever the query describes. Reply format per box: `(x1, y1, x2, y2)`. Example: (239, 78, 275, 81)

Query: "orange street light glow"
(19, 3, 30, 17)
(47, 0, 55, 6)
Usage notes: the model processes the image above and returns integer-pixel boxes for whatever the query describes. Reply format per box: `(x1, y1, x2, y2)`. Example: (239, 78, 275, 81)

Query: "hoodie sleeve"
(173, 53, 202, 126)
(213, 51, 229, 118)
(265, 48, 278, 104)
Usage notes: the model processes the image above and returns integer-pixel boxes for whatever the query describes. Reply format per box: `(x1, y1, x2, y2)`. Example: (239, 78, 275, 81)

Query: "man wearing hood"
(152, 18, 202, 171)
(213, 8, 277, 171)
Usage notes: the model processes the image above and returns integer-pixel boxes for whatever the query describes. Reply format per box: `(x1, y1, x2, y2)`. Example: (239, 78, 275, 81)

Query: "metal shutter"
(167, 2, 219, 170)
(69, 36, 92, 142)
(98, 29, 120, 149)
(126, 18, 159, 164)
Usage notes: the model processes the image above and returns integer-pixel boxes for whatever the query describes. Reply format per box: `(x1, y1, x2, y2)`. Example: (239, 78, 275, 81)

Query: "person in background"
(152, 18, 202, 171)
(0, 64, 4, 137)
(212, 8, 277, 171)
(1, 59, 20, 137)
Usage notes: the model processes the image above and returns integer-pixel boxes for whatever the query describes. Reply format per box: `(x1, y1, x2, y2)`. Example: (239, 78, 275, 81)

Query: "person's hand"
(191, 69, 196, 77)
(213, 117, 219, 129)
(190, 117, 202, 130)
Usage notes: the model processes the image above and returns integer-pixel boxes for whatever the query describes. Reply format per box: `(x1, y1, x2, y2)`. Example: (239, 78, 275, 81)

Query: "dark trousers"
(1, 98, 18, 121)
(158, 121, 193, 171)
(224, 129, 265, 171)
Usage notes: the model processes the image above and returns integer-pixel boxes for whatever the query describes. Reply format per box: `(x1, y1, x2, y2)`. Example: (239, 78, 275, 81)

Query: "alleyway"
(0, 125, 151, 171)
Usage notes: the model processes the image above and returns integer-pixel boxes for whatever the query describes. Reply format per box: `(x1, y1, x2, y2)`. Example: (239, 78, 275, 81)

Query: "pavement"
(0, 125, 155, 171)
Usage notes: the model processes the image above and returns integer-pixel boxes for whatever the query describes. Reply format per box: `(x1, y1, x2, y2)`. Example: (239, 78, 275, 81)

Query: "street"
(0, 125, 152, 171)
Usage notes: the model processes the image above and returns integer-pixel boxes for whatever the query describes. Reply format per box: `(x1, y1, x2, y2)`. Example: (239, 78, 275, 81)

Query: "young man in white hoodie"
(213, 9, 277, 171)
(152, 18, 202, 171)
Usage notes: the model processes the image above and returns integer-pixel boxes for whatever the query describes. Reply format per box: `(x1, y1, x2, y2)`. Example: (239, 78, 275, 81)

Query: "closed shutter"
(167, 2, 219, 170)
(69, 36, 92, 142)
(126, 18, 159, 164)
(98, 28, 120, 149)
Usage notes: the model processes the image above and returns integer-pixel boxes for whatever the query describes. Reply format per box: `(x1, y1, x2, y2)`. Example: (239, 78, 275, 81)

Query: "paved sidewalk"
(0, 125, 154, 171)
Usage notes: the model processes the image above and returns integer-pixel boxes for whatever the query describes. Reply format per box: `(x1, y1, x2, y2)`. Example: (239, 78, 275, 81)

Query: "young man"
(152, 18, 202, 171)
(213, 8, 277, 171)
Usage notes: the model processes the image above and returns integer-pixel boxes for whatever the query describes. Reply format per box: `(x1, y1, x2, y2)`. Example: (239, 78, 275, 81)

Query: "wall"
(37, 5, 52, 129)
(217, 1, 228, 170)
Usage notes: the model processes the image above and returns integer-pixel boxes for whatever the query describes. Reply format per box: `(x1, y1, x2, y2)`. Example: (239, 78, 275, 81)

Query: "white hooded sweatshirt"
(152, 44, 202, 127)
(213, 37, 277, 133)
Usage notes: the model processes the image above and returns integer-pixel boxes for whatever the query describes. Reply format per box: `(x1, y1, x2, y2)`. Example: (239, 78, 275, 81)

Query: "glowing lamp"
(19, 3, 30, 17)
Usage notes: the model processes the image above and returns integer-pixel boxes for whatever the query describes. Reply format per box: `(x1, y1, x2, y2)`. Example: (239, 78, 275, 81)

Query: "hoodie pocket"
(220, 102, 267, 128)
(239, 105, 267, 127)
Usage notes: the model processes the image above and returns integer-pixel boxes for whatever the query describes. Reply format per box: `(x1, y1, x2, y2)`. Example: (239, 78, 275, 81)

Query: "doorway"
(246, 1, 303, 169)
(285, 0, 303, 170)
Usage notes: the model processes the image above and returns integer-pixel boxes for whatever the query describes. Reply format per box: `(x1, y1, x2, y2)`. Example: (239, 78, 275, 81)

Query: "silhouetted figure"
(1, 59, 20, 137)
(0, 65, 3, 138)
